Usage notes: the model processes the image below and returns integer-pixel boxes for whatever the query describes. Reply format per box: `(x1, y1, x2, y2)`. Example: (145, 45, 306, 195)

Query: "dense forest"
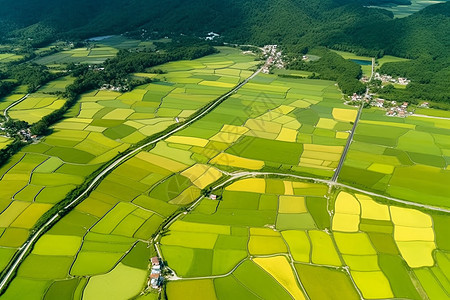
(0, 0, 448, 103)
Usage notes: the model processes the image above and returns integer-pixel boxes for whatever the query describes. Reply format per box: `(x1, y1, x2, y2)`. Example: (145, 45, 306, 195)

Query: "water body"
(350, 59, 372, 65)
(86, 35, 115, 41)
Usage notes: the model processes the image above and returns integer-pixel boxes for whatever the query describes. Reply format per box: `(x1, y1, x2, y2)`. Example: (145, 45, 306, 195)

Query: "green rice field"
(34, 46, 118, 65)
(0, 136, 11, 150)
(160, 179, 449, 300)
(0, 53, 24, 64)
(0, 45, 448, 300)
(0, 76, 75, 124)
(0, 47, 260, 290)
(339, 108, 450, 208)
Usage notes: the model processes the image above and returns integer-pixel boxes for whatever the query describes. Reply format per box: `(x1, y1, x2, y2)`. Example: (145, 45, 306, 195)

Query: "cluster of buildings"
(100, 84, 122, 92)
(149, 256, 163, 289)
(386, 101, 411, 117)
(261, 45, 284, 73)
(348, 93, 412, 118)
(374, 72, 410, 85)
(0, 125, 37, 142)
(19, 128, 37, 141)
(370, 98, 411, 117)
(350, 93, 364, 102)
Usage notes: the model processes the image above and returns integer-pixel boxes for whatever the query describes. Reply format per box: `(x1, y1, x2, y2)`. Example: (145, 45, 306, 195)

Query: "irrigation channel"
(0, 59, 268, 292)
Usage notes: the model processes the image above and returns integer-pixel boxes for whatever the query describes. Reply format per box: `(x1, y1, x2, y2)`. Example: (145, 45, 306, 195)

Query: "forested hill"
(0, 0, 447, 57)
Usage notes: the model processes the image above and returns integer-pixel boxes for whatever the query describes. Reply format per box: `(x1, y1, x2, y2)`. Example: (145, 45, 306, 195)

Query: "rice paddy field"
(0, 76, 75, 124)
(0, 124, 230, 299)
(162, 179, 449, 300)
(8, 93, 67, 124)
(0, 136, 11, 150)
(34, 46, 119, 66)
(0, 90, 27, 117)
(162, 73, 357, 179)
(0, 47, 259, 283)
(1, 45, 449, 300)
(0, 53, 24, 64)
(339, 108, 450, 208)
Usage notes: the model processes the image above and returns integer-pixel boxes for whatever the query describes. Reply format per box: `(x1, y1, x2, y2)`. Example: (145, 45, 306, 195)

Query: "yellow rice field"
(332, 214, 360, 232)
(390, 206, 433, 227)
(336, 131, 349, 139)
(355, 194, 390, 220)
(245, 119, 282, 134)
(221, 124, 249, 135)
(225, 178, 266, 193)
(283, 181, 294, 195)
(332, 108, 357, 122)
(166, 136, 209, 147)
(367, 163, 394, 174)
(396, 241, 436, 268)
(254, 256, 306, 300)
(209, 132, 242, 143)
(394, 226, 434, 241)
(10, 203, 52, 228)
(351, 271, 393, 299)
(334, 192, 360, 215)
(276, 128, 298, 142)
(248, 236, 287, 255)
(316, 118, 337, 130)
(181, 164, 222, 188)
(210, 153, 264, 170)
(278, 196, 307, 213)
(136, 152, 187, 172)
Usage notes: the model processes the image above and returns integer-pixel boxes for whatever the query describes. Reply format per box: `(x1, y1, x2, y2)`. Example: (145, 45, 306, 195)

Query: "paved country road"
(332, 57, 374, 182)
(2, 94, 30, 122)
(412, 114, 450, 121)
(331, 102, 363, 183)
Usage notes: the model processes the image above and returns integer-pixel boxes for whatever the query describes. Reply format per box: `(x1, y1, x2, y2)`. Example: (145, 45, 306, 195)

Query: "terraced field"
(339, 108, 450, 208)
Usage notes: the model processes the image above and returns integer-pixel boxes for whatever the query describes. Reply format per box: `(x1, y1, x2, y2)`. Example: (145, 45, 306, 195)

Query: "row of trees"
(6, 64, 57, 93)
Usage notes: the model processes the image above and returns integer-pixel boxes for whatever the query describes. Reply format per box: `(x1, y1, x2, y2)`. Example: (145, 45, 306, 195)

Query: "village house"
(374, 72, 410, 85)
(374, 98, 385, 107)
(149, 257, 163, 289)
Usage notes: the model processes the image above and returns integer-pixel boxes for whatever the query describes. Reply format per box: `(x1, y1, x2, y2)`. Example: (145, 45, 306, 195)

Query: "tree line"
(287, 49, 367, 95)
